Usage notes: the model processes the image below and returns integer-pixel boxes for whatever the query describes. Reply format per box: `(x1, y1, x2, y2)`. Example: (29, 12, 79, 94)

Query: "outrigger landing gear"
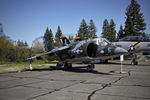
(131, 53, 138, 65)
(29, 60, 33, 70)
(64, 62, 72, 70)
(87, 63, 95, 71)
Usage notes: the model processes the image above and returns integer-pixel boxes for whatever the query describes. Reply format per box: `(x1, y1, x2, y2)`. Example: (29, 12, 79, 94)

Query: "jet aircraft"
(27, 36, 127, 71)
(113, 36, 150, 65)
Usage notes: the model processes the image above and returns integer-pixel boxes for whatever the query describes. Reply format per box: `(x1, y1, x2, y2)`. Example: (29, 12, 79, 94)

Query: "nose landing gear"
(87, 63, 95, 71)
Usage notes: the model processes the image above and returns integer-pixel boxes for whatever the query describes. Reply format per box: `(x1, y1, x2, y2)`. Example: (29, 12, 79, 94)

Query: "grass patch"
(0, 61, 57, 74)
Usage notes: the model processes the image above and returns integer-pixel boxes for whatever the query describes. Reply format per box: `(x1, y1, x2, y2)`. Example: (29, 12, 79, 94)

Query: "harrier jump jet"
(27, 36, 127, 71)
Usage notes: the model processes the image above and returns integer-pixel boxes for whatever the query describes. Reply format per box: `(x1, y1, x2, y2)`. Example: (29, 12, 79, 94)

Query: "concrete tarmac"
(0, 61, 150, 100)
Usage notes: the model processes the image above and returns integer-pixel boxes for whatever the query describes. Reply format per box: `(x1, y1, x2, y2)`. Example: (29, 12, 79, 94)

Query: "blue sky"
(0, 0, 150, 46)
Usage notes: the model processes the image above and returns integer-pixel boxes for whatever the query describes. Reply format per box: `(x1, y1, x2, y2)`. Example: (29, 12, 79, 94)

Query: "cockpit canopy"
(119, 36, 150, 42)
(93, 38, 111, 47)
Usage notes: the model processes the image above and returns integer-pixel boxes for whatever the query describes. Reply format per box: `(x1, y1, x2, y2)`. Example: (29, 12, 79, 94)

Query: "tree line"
(44, 0, 148, 46)
(43, 19, 98, 48)
(0, 32, 30, 63)
(102, 0, 147, 41)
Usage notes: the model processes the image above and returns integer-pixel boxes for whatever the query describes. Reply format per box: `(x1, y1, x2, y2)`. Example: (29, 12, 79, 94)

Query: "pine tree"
(77, 19, 89, 40)
(88, 19, 97, 38)
(124, 0, 146, 36)
(117, 25, 125, 40)
(0, 24, 4, 36)
(109, 19, 116, 42)
(44, 27, 54, 51)
(49, 29, 54, 44)
(68, 34, 74, 42)
(55, 25, 62, 47)
(101, 19, 110, 39)
(24, 41, 28, 47)
(17, 40, 24, 47)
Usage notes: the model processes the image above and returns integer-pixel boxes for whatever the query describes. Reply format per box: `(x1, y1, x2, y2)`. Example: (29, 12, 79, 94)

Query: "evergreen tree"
(44, 27, 49, 49)
(101, 19, 110, 39)
(17, 40, 24, 47)
(117, 25, 125, 40)
(0, 24, 4, 36)
(44, 27, 54, 51)
(49, 29, 54, 44)
(77, 19, 89, 40)
(68, 34, 74, 42)
(124, 0, 146, 36)
(88, 19, 97, 38)
(109, 19, 116, 42)
(24, 41, 28, 47)
(55, 25, 62, 47)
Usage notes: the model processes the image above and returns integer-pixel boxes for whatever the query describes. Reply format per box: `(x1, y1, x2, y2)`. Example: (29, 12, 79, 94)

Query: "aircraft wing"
(26, 45, 70, 60)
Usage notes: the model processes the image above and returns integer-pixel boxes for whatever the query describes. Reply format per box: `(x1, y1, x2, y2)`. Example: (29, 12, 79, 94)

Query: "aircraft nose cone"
(114, 47, 127, 54)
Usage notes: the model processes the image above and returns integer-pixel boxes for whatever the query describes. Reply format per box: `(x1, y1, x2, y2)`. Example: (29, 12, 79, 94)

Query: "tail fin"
(44, 38, 54, 52)
(61, 35, 70, 46)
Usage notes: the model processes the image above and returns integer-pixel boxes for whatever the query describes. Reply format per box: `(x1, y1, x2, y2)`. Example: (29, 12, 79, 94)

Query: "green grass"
(0, 61, 57, 74)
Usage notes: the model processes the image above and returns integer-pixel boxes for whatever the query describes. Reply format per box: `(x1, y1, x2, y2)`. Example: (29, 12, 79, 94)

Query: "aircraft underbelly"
(65, 54, 121, 63)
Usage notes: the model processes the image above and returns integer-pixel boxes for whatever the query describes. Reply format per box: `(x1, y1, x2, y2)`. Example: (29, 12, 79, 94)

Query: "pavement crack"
(87, 83, 110, 100)
(23, 85, 48, 90)
(0, 80, 45, 90)
(26, 91, 54, 100)
(114, 84, 150, 87)
(112, 75, 128, 84)
(87, 75, 129, 100)
(27, 80, 83, 100)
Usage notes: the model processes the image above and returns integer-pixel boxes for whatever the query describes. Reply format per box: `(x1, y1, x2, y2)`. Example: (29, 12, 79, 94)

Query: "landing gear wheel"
(131, 60, 138, 65)
(133, 61, 138, 65)
(64, 63, 72, 70)
(104, 60, 108, 64)
(87, 64, 95, 71)
(56, 62, 63, 68)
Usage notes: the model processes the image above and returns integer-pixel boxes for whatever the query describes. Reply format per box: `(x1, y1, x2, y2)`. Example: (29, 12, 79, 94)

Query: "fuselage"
(112, 36, 150, 53)
(113, 41, 150, 52)
(58, 38, 127, 63)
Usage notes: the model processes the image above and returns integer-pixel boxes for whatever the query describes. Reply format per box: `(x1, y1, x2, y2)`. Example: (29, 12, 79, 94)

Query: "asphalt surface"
(0, 61, 150, 100)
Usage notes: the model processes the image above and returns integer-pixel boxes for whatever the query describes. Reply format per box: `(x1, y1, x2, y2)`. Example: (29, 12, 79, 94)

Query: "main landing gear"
(87, 63, 95, 71)
(56, 62, 72, 70)
(56, 61, 63, 68)
(57, 62, 95, 71)
(64, 62, 72, 70)
(131, 53, 138, 65)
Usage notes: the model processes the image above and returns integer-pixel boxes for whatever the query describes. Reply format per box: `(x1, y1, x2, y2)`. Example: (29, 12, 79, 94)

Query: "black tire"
(132, 61, 138, 65)
(87, 64, 95, 71)
(56, 62, 63, 68)
(134, 61, 138, 65)
(64, 63, 72, 70)
(104, 60, 108, 63)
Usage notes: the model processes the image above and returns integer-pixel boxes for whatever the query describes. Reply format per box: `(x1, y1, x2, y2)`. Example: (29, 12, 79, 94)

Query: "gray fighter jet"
(27, 36, 127, 71)
(113, 36, 150, 65)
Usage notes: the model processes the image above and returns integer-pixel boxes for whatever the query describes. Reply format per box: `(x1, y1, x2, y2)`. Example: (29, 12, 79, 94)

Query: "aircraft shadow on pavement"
(27, 65, 112, 75)
(64, 66, 112, 75)
(104, 61, 150, 66)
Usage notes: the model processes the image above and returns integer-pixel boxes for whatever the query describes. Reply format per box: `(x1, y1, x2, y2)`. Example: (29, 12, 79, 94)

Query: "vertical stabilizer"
(61, 35, 70, 46)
